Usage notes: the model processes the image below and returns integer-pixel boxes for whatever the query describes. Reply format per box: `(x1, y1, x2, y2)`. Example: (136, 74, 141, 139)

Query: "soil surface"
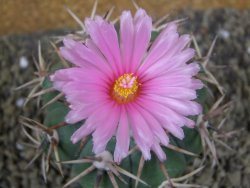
(1, 0, 250, 35)
(0, 9, 250, 188)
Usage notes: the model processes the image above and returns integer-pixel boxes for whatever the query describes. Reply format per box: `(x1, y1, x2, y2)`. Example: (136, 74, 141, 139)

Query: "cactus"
(36, 30, 206, 187)
(19, 2, 231, 188)
(40, 86, 204, 187)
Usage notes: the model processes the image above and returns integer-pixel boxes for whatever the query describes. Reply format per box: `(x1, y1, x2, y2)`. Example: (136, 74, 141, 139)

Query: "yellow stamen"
(112, 73, 140, 104)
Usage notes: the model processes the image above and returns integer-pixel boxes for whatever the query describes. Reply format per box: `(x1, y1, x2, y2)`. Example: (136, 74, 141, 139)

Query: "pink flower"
(51, 9, 203, 163)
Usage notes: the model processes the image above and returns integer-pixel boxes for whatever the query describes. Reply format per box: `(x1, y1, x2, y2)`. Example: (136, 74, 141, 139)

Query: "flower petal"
(140, 23, 178, 71)
(70, 121, 95, 144)
(152, 142, 166, 161)
(139, 48, 195, 82)
(70, 101, 114, 143)
(120, 9, 152, 73)
(133, 102, 169, 146)
(114, 106, 130, 163)
(130, 9, 152, 72)
(127, 104, 154, 160)
(85, 16, 122, 75)
(120, 10, 134, 72)
(60, 39, 113, 78)
(92, 102, 121, 154)
(141, 86, 197, 100)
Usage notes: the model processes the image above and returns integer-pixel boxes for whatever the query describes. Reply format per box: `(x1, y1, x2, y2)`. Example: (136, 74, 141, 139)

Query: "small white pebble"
(16, 98, 25, 107)
(19, 56, 29, 69)
(247, 47, 250, 54)
(16, 143, 24, 150)
(218, 29, 230, 39)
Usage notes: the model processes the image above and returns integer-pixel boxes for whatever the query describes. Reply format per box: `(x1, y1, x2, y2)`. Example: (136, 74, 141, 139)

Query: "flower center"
(112, 73, 140, 104)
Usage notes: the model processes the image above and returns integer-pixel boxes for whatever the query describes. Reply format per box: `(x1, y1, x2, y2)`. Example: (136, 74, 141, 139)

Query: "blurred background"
(1, 0, 250, 187)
